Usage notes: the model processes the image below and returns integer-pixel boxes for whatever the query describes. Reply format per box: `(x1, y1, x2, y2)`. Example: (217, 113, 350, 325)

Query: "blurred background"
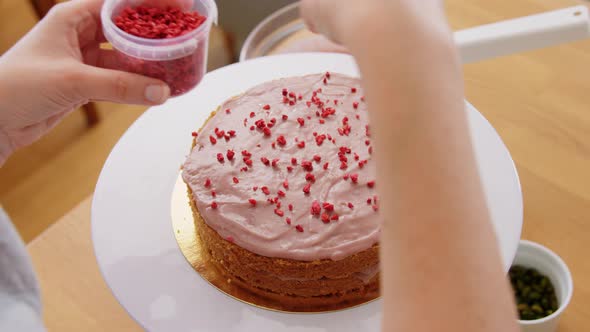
(0, 0, 295, 243)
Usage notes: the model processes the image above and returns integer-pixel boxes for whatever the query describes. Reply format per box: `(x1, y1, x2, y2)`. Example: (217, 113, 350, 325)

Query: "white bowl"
(513, 240, 573, 332)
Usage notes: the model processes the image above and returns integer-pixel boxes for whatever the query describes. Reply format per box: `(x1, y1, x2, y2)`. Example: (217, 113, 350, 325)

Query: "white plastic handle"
(455, 6, 590, 64)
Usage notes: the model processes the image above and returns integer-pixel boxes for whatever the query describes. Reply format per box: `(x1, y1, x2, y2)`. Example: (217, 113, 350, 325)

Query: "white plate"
(92, 53, 523, 331)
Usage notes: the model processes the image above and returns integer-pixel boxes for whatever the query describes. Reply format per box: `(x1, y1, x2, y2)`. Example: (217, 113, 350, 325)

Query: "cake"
(182, 73, 381, 310)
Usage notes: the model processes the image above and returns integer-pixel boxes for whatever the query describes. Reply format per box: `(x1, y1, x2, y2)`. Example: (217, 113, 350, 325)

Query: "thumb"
(77, 66, 170, 105)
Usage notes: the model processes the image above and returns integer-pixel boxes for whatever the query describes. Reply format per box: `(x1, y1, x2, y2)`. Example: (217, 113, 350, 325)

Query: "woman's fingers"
(275, 35, 349, 54)
(300, 0, 346, 44)
(76, 66, 170, 105)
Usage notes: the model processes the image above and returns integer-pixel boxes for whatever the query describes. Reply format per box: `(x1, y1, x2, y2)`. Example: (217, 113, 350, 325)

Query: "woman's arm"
(301, 1, 519, 331)
(0, 0, 170, 166)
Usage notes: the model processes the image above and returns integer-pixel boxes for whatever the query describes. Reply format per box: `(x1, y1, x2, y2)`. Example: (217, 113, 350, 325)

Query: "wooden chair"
(30, 0, 99, 126)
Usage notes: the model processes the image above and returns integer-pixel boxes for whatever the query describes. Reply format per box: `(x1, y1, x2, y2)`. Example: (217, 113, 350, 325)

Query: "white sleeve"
(0, 208, 46, 332)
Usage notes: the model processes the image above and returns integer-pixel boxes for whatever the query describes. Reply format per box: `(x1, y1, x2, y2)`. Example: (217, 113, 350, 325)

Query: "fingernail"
(145, 84, 170, 104)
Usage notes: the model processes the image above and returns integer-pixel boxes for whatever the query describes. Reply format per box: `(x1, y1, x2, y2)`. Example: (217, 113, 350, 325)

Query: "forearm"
(348, 7, 518, 332)
(372, 75, 518, 332)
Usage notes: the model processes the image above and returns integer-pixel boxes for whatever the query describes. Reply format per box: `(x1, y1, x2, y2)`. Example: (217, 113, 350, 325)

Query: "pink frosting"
(182, 73, 381, 261)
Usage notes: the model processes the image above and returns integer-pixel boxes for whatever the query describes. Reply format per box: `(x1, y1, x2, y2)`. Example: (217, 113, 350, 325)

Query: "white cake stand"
(91, 53, 523, 331)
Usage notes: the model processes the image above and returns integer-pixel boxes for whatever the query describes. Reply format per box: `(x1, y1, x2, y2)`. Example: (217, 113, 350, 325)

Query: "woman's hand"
(299, 0, 462, 127)
(300, 0, 450, 53)
(0, 0, 170, 165)
(300, 2, 519, 332)
(274, 34, 348, 55)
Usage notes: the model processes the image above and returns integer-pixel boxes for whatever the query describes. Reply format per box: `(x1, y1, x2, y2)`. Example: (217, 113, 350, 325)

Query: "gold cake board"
(170, 173, 378, 313)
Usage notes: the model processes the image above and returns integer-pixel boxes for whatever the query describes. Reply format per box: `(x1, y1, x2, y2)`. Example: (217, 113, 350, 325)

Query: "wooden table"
(28, 197, 141, 331)
(27, 0, 590, 330)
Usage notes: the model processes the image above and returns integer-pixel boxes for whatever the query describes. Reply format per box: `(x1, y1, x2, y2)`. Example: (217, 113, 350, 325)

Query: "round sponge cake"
(182, 73, 381, 309)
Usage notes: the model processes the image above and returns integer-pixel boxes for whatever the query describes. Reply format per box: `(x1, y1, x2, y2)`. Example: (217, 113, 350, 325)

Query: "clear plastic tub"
(101, 0, 218, 96)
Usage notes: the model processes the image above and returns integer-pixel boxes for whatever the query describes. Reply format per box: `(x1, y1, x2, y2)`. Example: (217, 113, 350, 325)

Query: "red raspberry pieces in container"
(101, 0, 218, 96)
(114, 6, 206, 39)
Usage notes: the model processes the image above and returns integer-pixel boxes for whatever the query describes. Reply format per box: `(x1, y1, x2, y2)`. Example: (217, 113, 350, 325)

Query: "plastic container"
(513, 240, 573, 332)
(101, 0, 218, 96)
